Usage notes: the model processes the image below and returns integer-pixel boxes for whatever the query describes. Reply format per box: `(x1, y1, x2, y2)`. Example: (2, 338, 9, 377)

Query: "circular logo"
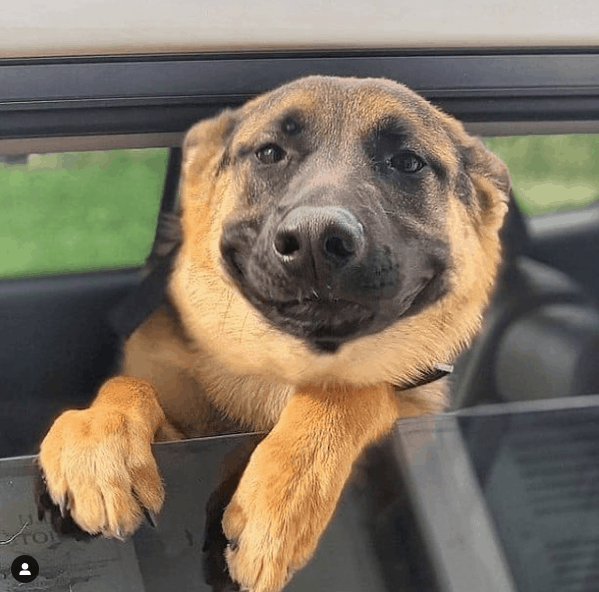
(11, 555, 39, 583)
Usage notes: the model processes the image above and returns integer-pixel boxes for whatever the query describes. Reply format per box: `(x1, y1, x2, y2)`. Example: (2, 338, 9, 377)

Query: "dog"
(37, 75, 510, 592)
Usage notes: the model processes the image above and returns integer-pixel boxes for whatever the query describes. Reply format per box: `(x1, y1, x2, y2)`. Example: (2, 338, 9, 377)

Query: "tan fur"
(38, 76, 509, 592)
(38, 377, 165, 538)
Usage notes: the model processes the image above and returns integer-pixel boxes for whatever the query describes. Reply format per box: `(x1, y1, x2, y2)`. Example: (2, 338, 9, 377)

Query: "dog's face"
(172, 76, 509, 386)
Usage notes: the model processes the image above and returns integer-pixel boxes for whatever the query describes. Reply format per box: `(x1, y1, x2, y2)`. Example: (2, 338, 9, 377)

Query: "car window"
(0, 148, 168, 278)
(483, 135, 599, 215)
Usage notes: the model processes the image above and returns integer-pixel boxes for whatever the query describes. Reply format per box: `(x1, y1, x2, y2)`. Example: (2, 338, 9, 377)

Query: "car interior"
(1, 42, 599, 592)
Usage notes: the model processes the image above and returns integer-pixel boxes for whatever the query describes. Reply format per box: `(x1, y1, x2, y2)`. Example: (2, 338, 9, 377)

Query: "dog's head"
(171, 76, 509, 386)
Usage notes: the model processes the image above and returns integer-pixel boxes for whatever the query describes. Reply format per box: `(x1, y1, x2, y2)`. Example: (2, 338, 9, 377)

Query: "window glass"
(0, 149, 168, 278)
(483, 135, 599, 215)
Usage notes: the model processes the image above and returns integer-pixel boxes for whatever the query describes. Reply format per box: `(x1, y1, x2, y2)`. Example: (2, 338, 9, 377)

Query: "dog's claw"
(144, 508, 158, 528)
(58, 495, 67, 518)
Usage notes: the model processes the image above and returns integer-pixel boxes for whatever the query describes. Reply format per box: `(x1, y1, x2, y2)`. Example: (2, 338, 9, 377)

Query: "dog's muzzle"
(221, 205, 443, 353)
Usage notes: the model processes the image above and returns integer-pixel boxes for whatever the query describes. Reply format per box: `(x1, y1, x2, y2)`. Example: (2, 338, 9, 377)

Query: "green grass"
(0, 136, 598, 279)
(0, 149, 168, 278)
(483, 135, 599, 215)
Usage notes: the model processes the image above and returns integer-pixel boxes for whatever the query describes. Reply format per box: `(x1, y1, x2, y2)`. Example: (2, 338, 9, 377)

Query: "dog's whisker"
(219, 291, 234, 336)
(238, 312, 250, 344)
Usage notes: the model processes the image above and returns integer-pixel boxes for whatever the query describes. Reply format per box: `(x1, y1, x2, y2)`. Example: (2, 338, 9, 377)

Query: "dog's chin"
(271, 298, 376, 355)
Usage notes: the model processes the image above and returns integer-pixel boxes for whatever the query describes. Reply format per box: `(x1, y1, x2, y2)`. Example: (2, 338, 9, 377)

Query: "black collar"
(393, 363, 454, 390)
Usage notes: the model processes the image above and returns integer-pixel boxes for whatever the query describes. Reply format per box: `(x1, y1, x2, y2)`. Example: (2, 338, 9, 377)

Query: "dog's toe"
(37, 407, 164, 539)
(35, 468, 95, 540)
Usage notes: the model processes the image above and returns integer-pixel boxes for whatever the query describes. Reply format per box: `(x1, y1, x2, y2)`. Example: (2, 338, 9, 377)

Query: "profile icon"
(20, 562, 32, 575)
(11, 555, 39, 583)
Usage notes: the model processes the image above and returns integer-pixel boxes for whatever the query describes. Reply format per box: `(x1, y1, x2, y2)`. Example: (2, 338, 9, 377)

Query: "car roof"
(2, 0, 599, 58)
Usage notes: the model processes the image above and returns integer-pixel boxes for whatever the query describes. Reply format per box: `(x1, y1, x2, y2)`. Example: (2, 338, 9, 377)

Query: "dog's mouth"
(238, 291, 374, 354)
(234, 274, 436, 354)
(273, 296, 376, 351)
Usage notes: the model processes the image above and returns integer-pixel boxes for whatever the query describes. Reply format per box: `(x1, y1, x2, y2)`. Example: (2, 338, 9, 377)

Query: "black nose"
(273, 206, 365, 272)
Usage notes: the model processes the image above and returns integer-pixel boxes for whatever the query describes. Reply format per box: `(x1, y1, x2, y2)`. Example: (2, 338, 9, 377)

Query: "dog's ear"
(181, 109, 238, 203)
(446, 119, 511, 233)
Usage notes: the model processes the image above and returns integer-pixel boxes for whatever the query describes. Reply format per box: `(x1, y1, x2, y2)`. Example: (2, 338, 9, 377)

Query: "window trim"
(2, 49, 599, 143)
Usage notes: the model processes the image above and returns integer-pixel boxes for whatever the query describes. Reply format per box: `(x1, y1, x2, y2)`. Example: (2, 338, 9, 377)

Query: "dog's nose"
(273, 206, 365, 271)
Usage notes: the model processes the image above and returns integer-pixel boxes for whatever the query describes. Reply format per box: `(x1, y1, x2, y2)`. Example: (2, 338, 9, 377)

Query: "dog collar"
(393, 363, 454, 390)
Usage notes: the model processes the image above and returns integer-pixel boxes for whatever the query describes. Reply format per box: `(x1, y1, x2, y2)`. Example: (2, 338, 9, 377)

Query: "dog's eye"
(255, 143, 286, 165)
(387, 152, 426, 174)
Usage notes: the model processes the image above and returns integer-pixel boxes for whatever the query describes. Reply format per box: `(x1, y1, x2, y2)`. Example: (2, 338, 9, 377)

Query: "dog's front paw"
(38, 406, 164, 539)
(222, 437, 337, 592)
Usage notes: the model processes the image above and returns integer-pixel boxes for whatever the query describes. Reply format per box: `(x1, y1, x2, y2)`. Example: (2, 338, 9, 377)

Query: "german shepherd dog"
(37, 76, 509, 592)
